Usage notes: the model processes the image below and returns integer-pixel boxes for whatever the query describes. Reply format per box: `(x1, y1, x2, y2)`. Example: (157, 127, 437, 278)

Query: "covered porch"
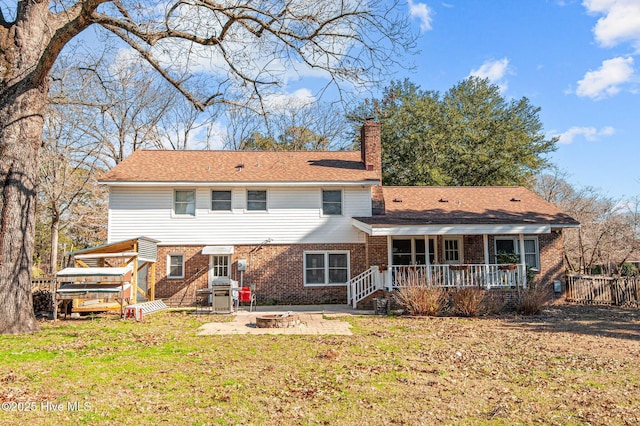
(383, 232, 533, 289)
(347, 186, 579, 307)
(348, 230, 536, 308)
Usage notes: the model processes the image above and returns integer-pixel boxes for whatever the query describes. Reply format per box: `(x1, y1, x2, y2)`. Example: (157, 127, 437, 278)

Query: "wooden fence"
(566, 275, 640, 306)
(31, 275, 56, 292)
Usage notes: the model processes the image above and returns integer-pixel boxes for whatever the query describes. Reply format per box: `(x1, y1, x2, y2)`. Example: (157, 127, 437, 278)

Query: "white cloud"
(469, 58, 511, 91)
(263, 89, 316, 111)
(583, 0, 640, 50)
(554, 125, 616, 144)
(408, 0, 433, 32)
(576, 56, 635, 99)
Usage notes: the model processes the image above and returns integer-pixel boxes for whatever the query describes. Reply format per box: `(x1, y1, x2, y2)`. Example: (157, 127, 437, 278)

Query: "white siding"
(108, 186, 371, 245)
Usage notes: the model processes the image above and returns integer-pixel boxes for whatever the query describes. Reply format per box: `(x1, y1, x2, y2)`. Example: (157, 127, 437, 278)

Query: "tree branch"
(32, 0, 111, 85)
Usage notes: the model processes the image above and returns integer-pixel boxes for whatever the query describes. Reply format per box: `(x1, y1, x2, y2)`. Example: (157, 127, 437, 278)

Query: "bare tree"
(0, 0, 414, 333)
(159, 98, 220, 150)
(535, 170, 640, 274)
(50, 53, 177, 166)
(225, 102, 352, 150)
(39, 104, 106, 274)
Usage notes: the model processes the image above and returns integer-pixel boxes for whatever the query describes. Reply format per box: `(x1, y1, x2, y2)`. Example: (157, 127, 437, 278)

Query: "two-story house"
(99, 120, 579, 307)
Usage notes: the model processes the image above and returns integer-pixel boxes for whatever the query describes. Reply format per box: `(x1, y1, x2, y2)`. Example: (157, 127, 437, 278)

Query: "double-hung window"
(494, 237, 539, 269)
(174, 190, 195, 216)
(167, 254, 184, 279)
(322, 190, 342, 215)
(211, 190, 232, 211)
(247, 190, 267, 211)
(304, 252, 349, 286)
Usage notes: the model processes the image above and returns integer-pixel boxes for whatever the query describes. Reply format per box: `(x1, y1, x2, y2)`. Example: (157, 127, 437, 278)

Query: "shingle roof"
(355, 186, 579, 227)
(99, 150, 380, 183)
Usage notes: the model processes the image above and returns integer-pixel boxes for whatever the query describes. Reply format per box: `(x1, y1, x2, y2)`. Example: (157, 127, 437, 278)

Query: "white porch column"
(519, 234, 527, 288)
(386, 235, 393, 291)
(483, 234, 490, 289)
(483, 234, 489, 264)
(425, 235, 431, 286)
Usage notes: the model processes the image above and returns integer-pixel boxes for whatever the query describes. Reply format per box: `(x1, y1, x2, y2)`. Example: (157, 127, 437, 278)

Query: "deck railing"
(348, 264, 527, 308)
(390, 264, 526, 290)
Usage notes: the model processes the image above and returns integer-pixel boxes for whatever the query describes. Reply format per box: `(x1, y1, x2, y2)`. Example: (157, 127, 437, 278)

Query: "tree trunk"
(50, 211, 60, 274)
(0, 4, 53, 333)
(0, 81, 47, 333)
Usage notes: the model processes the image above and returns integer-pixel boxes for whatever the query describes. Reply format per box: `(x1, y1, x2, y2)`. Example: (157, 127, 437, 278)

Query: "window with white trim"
(211, 190, 232, 211)
(494, 237, 539, 269)
(322, 190, 342, 215)
(174, 190, 195, 216)
(247, 190, 267, 211)
(304, 251, 349, 286)
(443, 237, 462, 264)
(392, 238, 436, 265)
(167, 254, 185, 279)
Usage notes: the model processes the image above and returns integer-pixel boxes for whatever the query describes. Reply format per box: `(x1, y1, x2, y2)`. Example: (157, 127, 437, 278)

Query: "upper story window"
(211, 190, 232, 211)
(174, 190, 195, 216)
(322, 190, 342, 215)
(167, 254, 184, 279)
(247, 190, 267, 211)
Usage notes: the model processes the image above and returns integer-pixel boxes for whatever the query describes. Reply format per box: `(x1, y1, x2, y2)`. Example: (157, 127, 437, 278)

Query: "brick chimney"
(360, 119, 385, 215)
(360, 119, 381, 178)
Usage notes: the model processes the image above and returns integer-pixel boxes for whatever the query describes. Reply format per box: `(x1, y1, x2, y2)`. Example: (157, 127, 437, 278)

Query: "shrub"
(620, 262, 639, 277)
(394, 285, 447, 316)
(515, 282, 548, 315)
(451, 287, 486, 317)
(393, 268, 447, 316)
(496, 250, 520, 265)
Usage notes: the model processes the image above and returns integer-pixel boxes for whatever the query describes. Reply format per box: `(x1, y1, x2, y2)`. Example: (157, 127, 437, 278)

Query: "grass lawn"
(1, 305, 639, 425)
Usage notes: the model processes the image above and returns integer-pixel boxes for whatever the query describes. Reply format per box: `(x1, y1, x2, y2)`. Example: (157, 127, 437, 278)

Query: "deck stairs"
(123, 300, 168, 320)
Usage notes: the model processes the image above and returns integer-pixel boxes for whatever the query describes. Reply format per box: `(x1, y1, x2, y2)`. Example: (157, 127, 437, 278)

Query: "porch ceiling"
(352, 219, 552, 236)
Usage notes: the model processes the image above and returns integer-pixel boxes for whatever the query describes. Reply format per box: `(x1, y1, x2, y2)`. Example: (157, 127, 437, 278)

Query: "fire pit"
(255, 313, 300, 328)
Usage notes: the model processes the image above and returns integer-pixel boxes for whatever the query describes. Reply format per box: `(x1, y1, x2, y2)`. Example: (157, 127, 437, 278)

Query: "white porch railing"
(348, 264, 526, 308)
(390, 264, 526, 290)
(348, 266, 382, 308)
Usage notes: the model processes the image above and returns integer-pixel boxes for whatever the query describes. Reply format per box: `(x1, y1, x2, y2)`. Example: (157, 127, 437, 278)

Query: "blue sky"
(393, 0, 640, 200)
(68, 1, 638, 199)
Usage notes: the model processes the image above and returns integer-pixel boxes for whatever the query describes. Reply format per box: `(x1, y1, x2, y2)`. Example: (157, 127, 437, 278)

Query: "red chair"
(238, 286, 256, 311)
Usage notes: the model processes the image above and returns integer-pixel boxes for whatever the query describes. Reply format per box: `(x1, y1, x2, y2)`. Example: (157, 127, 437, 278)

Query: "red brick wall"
(367, 235, 388, 268)
(463, 235, 485, 264)
(153, 232, 567, 306)
(538, 231, 565, 292)
(155, 243, 367, 306)
(155, 246, 211, 306)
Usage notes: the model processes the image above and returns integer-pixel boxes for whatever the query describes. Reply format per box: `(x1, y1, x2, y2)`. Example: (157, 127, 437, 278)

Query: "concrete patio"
(196, 304, 370, 335)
